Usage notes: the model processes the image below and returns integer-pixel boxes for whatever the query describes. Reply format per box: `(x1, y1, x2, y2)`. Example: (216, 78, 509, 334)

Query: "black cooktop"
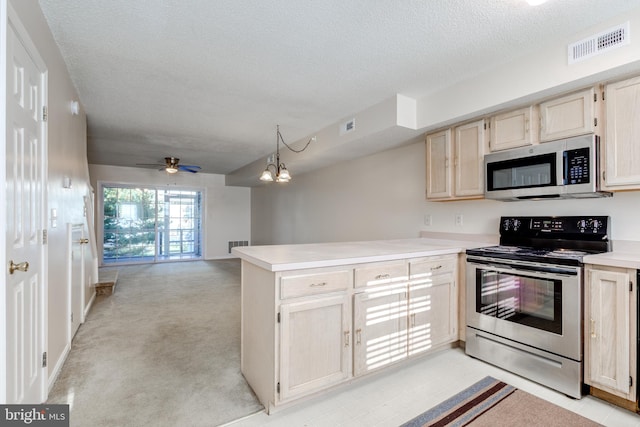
(466, 216, 611, 266)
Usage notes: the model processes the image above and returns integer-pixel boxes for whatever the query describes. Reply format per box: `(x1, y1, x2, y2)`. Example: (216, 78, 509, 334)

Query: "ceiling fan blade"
(179, 165, 201, 173)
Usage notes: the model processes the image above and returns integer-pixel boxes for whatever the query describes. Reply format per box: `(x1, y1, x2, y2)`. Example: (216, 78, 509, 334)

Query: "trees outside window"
(102, 185, 202, 264)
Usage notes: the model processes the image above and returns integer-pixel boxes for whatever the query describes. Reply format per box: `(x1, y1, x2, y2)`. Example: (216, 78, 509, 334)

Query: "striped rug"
(400, 376, 603, 427)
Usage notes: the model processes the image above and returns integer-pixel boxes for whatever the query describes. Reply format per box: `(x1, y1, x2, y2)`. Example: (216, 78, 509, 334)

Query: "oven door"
(466, 256, 582, 361)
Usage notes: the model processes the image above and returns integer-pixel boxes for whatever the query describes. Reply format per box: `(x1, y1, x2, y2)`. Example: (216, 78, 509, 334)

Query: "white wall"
(252, 137, 425, 245)
(251, 7, 640, 247)
(252, 138, 640, 245)
(417, 8, 640, 131)
(89, 165, 251, 259)
(7, 0, 91, 384)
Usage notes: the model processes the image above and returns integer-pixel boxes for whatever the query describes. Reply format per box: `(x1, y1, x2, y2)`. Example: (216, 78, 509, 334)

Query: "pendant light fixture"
(259, 125, 315, 183)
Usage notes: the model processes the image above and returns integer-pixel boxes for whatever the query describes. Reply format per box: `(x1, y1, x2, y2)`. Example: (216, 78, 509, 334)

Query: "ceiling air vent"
(340, 118, 356, 136)
(568, 22, 630, 64)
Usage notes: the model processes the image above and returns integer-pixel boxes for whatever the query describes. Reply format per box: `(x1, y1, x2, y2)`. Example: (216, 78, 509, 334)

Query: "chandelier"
(259, 125, 315, 183)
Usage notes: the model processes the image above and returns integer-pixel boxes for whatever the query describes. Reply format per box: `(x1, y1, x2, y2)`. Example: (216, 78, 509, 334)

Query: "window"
(101, 185, 203, 264)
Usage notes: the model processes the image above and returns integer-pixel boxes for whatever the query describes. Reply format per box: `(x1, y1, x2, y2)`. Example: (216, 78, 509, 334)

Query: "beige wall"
(89, 165, 251, 259)
(252, 137, 640, 245)
(8, 0, 91, 384)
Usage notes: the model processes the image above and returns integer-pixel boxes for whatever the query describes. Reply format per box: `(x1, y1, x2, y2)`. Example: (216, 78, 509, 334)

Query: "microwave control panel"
(563, 147, 590, 185)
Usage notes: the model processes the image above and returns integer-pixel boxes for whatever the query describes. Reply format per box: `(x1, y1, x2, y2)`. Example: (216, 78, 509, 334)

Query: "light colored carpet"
(47, 259, 263, 427)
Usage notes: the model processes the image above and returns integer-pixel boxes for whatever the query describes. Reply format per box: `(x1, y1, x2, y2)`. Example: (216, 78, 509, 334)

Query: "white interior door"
(5, 20, 47, 404)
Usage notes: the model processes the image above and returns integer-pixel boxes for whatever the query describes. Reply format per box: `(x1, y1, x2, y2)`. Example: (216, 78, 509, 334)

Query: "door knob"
(78, 238, 89, 244)
(9, 260, 29, 274)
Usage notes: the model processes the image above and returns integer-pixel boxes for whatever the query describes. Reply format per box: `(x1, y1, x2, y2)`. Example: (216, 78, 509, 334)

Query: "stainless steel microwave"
(484, 135, 611, 201)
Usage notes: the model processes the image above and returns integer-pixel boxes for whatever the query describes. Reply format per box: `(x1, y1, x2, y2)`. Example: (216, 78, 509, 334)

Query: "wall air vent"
(568, 22, 630, 64)
(229, 240, 249, 253)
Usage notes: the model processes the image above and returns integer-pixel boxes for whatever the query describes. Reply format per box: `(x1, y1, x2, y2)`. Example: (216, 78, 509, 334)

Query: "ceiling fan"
(136, 157, 201, 174)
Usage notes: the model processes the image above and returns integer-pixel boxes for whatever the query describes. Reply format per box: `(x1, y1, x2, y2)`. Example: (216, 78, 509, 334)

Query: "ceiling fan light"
(260, 169, 274, 182)
(166, 166, 179, 174)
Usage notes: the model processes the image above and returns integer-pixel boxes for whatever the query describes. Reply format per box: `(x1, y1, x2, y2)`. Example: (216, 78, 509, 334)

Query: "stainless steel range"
(465, 216, 611, 399)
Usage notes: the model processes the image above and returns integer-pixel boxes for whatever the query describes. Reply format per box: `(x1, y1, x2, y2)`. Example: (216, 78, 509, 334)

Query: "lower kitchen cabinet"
(584, 264, 637, 401)
(353, 291, 408, 376)
(353, 255, 458, 375)
(240, 253, 460, 413)
(279, 294, 352, 401)
(408, 256, 458, 355)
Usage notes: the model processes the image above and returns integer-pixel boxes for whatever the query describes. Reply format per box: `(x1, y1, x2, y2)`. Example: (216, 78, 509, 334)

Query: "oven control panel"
(500, 216, 609, 237)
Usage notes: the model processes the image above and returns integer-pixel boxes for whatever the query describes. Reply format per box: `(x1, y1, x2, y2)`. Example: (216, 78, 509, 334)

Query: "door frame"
(1, 3, 49, 403)
(68, 223, 85, 339)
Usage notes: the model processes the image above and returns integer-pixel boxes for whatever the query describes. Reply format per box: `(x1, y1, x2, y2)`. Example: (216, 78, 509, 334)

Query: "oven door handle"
(467, 257, 578, 277)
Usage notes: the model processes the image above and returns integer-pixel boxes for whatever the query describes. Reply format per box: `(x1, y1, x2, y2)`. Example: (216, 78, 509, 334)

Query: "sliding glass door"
(101, 185, 202, 264)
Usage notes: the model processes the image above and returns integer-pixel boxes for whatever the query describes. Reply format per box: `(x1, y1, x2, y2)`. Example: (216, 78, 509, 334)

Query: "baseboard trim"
(48, 342, 71, 393)
(84, 290, 96, 320)
(590, 386, 638, 412)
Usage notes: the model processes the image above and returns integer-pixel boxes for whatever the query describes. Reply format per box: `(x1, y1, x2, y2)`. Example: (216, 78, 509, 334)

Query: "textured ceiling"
(38, 0, 639, 175)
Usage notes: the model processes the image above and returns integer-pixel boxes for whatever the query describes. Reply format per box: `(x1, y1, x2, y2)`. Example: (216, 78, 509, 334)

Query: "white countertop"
(583, 252, 640, 270)
(232, 238, 492, 272)
(583, 240, 640, 270)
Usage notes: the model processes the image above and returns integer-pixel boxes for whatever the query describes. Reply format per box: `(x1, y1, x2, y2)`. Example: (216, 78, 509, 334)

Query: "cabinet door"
(603, 76, 640, 189)
(425, 129, 452, 199)
(279, 294, 351, 401)
(539, 88, 595, 142)
(454, 120, 485, 197)
(353, 291, 408, 376)
(585, 268, 634, 399)
(408, 256, 458, 356)
(408, 274, 457, 356)
(490, 106, 534, 151)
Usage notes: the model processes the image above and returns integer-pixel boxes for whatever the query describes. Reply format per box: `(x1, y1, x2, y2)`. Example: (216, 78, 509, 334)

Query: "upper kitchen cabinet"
(426, 120, 486, 201)
(489, 106, 536, 151)
(539, 87, 598, 142)
(454, 120, 486, 197)
(425, 129, 452, 199)
(602, 76, 640, 190)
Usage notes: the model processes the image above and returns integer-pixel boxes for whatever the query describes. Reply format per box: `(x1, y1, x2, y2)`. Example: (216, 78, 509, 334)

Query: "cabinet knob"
(590, 319, 597, 339)
(344, 331, 350, 347)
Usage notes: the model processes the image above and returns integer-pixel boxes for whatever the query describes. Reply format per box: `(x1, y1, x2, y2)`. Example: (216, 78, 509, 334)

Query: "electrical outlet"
(424, 214, 432, 226)
(455, 213, 463, 227)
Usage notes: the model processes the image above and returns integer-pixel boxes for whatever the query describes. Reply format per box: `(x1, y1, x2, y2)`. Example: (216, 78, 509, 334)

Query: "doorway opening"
(100, 185, 203, 264)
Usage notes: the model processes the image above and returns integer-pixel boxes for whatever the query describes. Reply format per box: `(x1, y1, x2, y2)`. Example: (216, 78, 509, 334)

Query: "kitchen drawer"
(409, 256, 456, 277)
(354, 260, 408, 289)
(280, 270, 352, 299)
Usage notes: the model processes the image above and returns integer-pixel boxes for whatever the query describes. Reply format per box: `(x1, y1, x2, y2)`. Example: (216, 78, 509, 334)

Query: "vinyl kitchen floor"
(226, 347, 640, 427)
